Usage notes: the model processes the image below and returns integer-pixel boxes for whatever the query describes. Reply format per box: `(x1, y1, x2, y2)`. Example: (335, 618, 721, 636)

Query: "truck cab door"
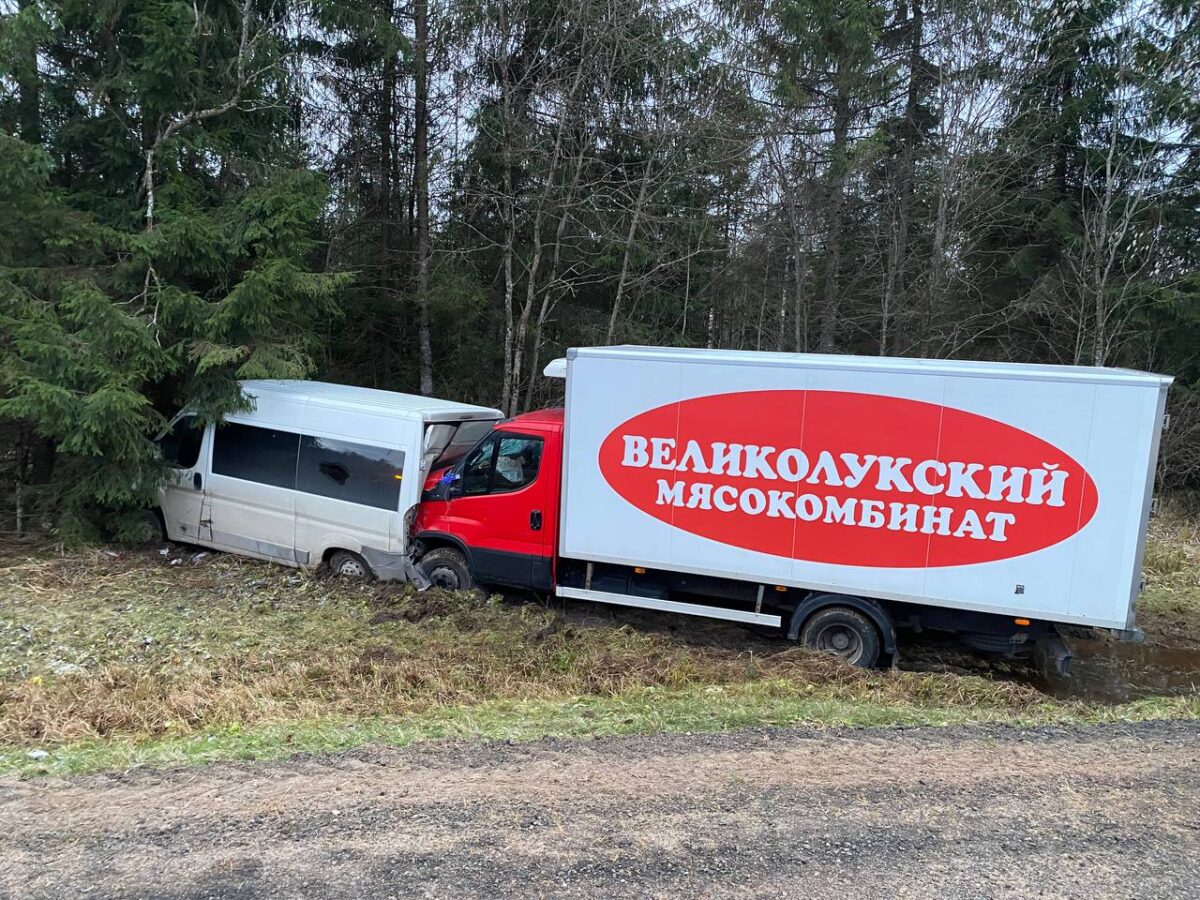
(445, 430, 550, 589)
(155, 414, 208, 543)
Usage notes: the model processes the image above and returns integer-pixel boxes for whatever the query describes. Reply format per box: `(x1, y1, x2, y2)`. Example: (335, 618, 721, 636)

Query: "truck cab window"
(460, 434, 542, 496)
(493, 436, 541, 491)
(158, 415, 202, 469)
(461, 437, 498, 495)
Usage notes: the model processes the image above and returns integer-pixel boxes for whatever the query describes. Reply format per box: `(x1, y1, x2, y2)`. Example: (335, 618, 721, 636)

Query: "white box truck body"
(556, 347, 1170, 634)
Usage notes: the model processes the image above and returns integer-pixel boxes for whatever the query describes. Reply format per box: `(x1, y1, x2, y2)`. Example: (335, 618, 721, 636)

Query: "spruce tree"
(0, 1, 344, 540)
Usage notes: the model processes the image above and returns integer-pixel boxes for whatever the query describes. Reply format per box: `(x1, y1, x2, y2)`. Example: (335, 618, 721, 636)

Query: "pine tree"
(0, 0, 344, 540)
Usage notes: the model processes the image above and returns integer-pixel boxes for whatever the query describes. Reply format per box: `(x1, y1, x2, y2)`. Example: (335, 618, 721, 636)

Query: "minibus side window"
(158, 415, 203, 470)
(297, 436, 406, 510)
(211, 423, 300, 489)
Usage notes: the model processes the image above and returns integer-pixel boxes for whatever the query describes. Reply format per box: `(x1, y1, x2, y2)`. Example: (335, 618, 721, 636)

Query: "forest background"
(1, 0, 1197, 538)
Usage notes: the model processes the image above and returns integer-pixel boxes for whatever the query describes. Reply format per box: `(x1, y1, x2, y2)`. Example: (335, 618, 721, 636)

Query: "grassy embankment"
(1, 516, 1198, 776)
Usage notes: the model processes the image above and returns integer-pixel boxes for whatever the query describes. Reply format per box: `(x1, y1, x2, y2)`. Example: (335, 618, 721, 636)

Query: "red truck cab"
(412, 408, 563, 591)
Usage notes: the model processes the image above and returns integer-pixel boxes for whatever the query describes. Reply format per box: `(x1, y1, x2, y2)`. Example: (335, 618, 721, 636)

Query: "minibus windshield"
(423, 420, 497, 472)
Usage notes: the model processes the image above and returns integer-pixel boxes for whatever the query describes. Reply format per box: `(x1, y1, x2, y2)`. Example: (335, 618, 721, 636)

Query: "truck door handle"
(530, 510, 542, 531)
(193, 472, 203, 491)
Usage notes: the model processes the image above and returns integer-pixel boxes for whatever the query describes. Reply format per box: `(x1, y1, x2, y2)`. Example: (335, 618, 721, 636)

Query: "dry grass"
(1139, 512, 1200, 647)
(0, 546, 1051, 749)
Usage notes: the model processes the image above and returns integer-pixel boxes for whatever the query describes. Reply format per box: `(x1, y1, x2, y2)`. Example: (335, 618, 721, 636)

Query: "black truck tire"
(799, 606, 882, 667)
(418, 547, 475, 592)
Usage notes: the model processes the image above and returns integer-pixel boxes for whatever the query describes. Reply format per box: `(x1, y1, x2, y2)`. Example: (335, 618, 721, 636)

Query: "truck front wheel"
(799, 606, 881, 668)
(418, 547, 475, 592)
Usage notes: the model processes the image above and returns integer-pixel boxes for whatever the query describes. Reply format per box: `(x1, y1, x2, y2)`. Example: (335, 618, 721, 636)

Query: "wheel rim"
(427, 565, 461, 590)
(813, 623, 864, 664)
(337, 557, 367, 578)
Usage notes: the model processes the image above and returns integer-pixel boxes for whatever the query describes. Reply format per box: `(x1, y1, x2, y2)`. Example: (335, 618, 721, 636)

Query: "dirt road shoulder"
(3, 720, 1198, 899)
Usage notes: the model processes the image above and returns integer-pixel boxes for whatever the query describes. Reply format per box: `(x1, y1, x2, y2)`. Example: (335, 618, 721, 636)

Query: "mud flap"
(1034, 630, 1073, 679)
(402, 556, 433, 592)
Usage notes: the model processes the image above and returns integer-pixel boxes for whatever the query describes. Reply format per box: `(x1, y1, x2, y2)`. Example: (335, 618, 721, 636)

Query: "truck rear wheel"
(418, 547, 475, 592)
(799, 606, 881, 667)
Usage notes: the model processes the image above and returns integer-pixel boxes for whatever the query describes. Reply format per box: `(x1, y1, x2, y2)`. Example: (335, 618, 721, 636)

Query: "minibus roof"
(241, 380, 502, 423)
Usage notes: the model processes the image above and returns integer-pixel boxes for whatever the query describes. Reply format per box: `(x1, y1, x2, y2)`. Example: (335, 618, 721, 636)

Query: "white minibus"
(154, 380, 502, 579)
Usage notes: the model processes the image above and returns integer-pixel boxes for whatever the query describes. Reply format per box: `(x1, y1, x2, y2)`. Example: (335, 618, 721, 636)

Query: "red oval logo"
(598, 391, 1098, 568)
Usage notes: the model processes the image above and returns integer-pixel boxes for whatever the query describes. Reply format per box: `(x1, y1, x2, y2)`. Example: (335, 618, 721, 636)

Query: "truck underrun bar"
(556, 585, 783, 628)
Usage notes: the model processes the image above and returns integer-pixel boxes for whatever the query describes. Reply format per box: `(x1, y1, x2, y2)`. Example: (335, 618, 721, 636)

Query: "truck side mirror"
(440, 470, 462, 499)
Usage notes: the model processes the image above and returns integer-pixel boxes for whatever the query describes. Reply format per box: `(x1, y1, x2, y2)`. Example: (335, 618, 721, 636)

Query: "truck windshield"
(423, 420, 496, 472)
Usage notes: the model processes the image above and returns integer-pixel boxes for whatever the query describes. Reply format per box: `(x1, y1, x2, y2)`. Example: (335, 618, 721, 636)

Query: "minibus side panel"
(204, 393, 306, 563)
(294, 399, 420, 565)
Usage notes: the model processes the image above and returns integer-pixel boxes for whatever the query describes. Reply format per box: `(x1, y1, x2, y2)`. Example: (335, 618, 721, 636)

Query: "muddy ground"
(3, 720, 1198, 899)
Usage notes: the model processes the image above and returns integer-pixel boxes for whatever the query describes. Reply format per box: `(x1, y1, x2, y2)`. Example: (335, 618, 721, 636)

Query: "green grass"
(1139, 512, 1200, 647)
(8, 680, 1198, 778)
(2, 517, 1198, 777)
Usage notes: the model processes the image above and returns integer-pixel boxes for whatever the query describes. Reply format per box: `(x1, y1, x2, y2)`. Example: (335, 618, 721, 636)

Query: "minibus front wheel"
(328, 549, 373, 579)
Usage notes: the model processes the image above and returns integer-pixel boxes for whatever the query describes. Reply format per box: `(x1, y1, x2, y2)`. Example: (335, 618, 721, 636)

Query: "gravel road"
(2, 720, 1198, 899)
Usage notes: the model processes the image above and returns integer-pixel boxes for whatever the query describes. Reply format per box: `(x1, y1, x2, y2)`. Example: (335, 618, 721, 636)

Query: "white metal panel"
(157, 422, 211, 544)
(206, 474, 298, 563)
(663, 360, 803, 584)
(559, 345, 1169, 630)
(786, 365, 944, 603)
(298, 402, 424, 556)
(1069, 383, 1164, 626)
(241, 379, 502, 422)
(918, 375, 1097, 621)
(560, 355, 684, 566)
(557, 586, 782, 627)
(226, 393, 308, 432)
(571, 346, 1172, 388)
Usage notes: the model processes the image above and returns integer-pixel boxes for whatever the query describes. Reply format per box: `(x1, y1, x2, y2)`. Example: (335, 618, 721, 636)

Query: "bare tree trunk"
(522, 142, 587, 411)
(501, 200, 516, 412)
(509, 230, 541, 413)
(522, 205, 569, 412)
(523, 38, 616, 408)
(414, 0, 433, 395)
(379, 8, 397, 334)
(756, 255, 771, 350)
(767, 136, 810, 354)
(682, 242, 692, 336)
(792, 234, 808, 352)
(498, 8, 517, 413)
(509, 40, 588, 414)
(883, 0, 924, 357)
(818, 84, 851, 353)
(139, 0, 256, 231)
(605, 161, 653, 343)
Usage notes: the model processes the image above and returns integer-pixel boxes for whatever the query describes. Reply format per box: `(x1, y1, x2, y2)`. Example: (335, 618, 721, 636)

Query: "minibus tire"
(328, 550, 374, 580)
(137, 509, 166, 544)
(798, 606, 881, 668)
(418, 547, 475, 592)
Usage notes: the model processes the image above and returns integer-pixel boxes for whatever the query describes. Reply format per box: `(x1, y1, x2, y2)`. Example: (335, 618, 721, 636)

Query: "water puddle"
(1038, 638, 1200, 703)
(899, 632, 1200, 704)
